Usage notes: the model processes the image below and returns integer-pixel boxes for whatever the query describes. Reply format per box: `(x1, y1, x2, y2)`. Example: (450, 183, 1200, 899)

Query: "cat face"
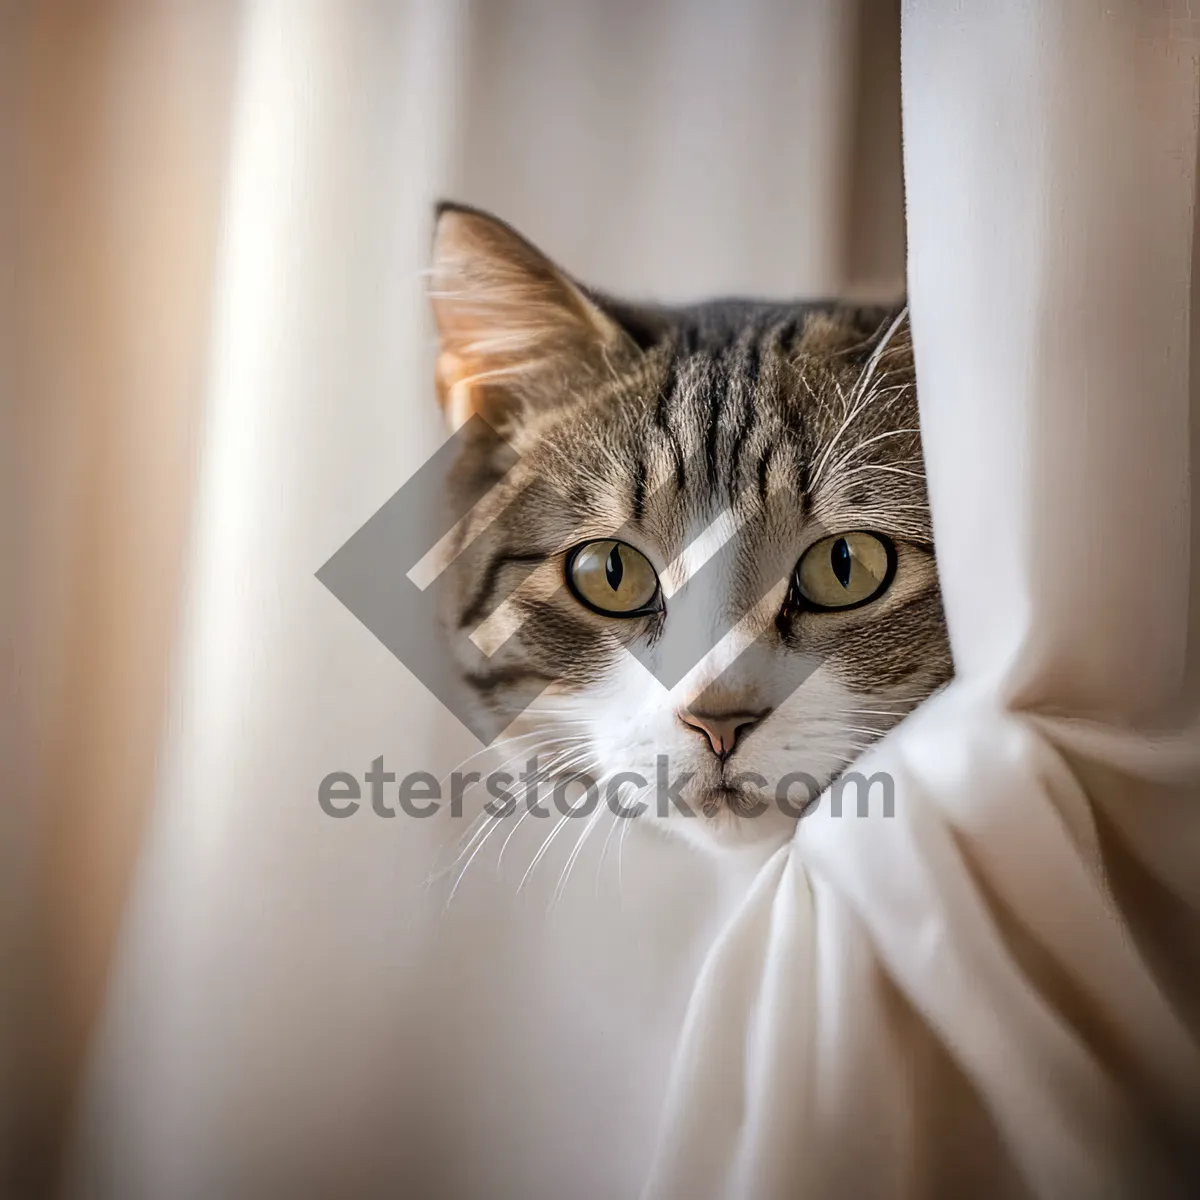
(430, 203, 951, 852)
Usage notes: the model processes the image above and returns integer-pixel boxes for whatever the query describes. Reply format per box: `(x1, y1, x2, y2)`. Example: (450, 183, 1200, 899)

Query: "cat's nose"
(679, 709, 770, 762)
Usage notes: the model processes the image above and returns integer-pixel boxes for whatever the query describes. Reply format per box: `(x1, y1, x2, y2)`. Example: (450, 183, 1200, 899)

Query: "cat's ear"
(429, 202, 638, 432)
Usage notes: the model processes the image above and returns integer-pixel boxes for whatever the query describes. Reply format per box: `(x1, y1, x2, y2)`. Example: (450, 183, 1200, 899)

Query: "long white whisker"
(616, 807, 635, 896)
(837, 463, 926, 483)
(430, 738, 588, 875)
(497, 800, 538, 868)
(552, 799, 607, 907)
(444, 811, 510, 910)
(839, 708, 917, 717)
(519, 809, 575, 893)
(818, 427, 921, 489)
(597, 778, 649, 896)
(809, 309, 909, 491)
(497, 747, 595, 869)
(438, 729, 586, 790)
(442, 743, 598, 901)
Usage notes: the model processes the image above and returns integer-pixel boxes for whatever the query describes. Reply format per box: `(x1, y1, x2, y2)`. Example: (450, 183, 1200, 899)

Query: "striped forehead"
(500, 302, 923, 558)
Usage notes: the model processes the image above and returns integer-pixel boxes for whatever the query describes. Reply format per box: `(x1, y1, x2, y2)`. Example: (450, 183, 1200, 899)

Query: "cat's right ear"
(429, 202, 638, 433)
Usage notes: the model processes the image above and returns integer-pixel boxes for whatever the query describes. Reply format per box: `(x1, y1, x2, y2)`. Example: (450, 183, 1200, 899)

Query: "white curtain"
(7, 2, 1197, 1197)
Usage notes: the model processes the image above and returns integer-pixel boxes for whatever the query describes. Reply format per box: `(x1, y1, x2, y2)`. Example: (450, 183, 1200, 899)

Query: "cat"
(429, 202, 951, 852)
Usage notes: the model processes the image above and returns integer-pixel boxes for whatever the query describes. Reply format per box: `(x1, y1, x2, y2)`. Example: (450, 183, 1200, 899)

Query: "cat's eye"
(794, 531, 895, 611)
(566, 539, 662, 617)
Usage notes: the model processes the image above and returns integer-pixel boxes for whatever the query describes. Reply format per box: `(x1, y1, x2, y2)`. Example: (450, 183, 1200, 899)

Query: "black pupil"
(605, 544, 624, 591)
(831, 538, 853, 588)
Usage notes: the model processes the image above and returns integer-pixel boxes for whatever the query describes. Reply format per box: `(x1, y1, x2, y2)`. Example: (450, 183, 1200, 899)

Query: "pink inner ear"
(435, 351, 482, 430)
(428, 208, 641, 434)
(434, 349, 464, 393)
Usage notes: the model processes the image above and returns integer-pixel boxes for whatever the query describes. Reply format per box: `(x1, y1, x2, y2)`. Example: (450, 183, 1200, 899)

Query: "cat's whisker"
(442, 744, 598, 901)
(848, 310, 909, 406)
(838, 463, 927, 483)
(491, 732, 591, 773)
(511, 710, 595, 729)
(444, 810, 512, 910)
(809, 310, 910, 491)
(837, 502, 930, 514)
(597, 778, 650, 896)
(497, 795, 544, 869)
(427, 808, 500, 887)
(438, 728, 579, 788)
(431, 737, 594, 887)
(616, 801, 637, 897)
(433, 739, 587, 868)
(492, 760, 583, 874)
(519, 809, 576, 894)
(799, 373, 838, 427)
(552, 798, 608, 908)
(497, 713, 595, 735)
(819, 427, 922, 489)
(837, 698, 930, 711)
(484, 748, 598, 878)
(595, 803, 626, 895)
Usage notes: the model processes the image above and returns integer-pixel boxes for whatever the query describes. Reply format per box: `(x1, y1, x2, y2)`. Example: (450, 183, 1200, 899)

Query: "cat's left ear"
(429, 202, 639, 432)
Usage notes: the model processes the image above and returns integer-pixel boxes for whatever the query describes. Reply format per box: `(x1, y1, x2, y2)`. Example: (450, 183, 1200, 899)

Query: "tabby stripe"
(727, 343, 758, 498)
(704, 358, 724, 495)
(654, 359, 686, 491)
(458, 550, 547, 629)
(654, 358, 676, 431)
(796, 447, 812, 515)
(462, 665, 556, 695)
(631, 458, 648, 523)
(742, 333, 761, 387)
(772, 316, 799, 355)
(756, 442, 774, 504)
(669, 431, 687, 492)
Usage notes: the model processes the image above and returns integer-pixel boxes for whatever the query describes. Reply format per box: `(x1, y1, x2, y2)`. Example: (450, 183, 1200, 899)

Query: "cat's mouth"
(699, 781, 759, 819)
(695, 760, 828, 824)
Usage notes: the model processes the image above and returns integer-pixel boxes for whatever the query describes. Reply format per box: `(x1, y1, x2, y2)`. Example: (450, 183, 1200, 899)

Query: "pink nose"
(679, 710, 769, 760)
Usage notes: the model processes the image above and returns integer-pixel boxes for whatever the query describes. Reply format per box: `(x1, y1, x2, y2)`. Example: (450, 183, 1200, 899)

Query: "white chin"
(644, 796, 799, 855)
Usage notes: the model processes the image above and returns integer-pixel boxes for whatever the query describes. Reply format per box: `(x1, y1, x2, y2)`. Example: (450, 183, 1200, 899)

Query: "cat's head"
(429, 203, 951, 852)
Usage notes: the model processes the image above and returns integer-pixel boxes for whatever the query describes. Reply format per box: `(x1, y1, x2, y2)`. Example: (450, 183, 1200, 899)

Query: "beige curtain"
(10, 2, 1198, 1198)
(5, 5, 239, 1193)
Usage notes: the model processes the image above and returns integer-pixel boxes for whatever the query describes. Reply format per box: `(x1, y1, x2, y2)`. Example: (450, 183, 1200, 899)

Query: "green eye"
(566, 539, 661, 616)
(794, 532, 895, 610)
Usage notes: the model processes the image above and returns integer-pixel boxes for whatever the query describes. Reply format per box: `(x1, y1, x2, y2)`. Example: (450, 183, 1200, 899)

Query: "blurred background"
(4, 2, 906, 1195)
